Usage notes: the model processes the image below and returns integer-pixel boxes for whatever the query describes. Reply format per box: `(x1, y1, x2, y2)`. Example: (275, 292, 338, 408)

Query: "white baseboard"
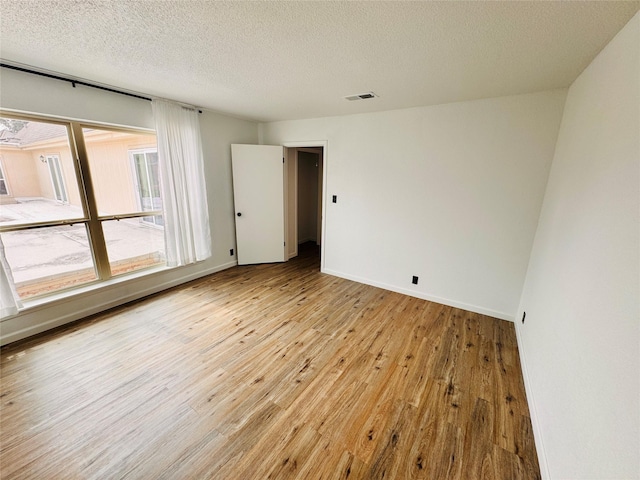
(0, 260, 238, 346)
(514, 322, 550, 480)
(321, 268, 514, 322)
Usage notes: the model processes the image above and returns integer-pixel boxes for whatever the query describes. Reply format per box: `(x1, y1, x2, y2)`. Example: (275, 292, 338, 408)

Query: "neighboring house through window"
(0, 114, 166, 302)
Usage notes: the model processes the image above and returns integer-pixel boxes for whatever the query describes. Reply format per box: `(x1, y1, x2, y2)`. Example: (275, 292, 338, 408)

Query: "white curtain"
(0, 235, 22, 318)
(152, 99, 211, 267)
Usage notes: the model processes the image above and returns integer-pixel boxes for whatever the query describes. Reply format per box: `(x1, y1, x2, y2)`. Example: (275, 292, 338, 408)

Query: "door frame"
(282, 140, 328, 272)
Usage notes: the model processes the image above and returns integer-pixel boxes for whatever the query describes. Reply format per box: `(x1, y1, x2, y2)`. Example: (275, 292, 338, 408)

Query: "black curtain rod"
(1, 63, 203, 113)
(1, 63, 152, 101)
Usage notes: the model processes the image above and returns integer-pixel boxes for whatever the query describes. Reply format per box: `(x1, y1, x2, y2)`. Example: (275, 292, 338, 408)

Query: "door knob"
(237, 212, 242, 217)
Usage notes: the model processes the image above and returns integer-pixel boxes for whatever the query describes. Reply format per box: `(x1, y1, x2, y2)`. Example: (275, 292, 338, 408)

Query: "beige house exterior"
(0, 124, 156, 216)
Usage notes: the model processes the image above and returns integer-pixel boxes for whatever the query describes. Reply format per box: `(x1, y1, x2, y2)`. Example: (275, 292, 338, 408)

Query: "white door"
(231, 144, 286, 265)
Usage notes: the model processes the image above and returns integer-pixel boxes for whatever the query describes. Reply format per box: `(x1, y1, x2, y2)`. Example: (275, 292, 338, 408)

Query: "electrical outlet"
(332, 195, 337, 203)
(412, 276, 419, 285)
(230, 248, 234, 256)
(522, 311, 526, 324)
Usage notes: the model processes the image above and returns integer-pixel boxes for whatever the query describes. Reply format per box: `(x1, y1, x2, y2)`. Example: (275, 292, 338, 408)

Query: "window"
(46, 155, 68, 203)
(131, 149, 163, 227)
(0, 113, 166, 301)
(0, 159, 8, 195)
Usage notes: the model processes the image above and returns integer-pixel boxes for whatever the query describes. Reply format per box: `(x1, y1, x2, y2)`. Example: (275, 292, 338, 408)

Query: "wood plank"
(0, 243, 540, 479)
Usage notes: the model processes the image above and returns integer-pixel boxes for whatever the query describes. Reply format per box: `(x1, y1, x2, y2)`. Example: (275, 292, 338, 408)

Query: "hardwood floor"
(0, 244, 540, 479)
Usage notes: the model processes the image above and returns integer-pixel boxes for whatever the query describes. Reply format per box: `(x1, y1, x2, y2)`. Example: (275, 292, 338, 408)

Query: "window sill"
(5, 264, 172, 320)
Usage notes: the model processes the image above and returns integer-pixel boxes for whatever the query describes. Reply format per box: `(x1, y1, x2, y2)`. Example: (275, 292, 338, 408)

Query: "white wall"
(516, 13, 639, 480)
(262, 90, 567, 320)
(0, 67, 259, 345)
(0, 67, 154, 129)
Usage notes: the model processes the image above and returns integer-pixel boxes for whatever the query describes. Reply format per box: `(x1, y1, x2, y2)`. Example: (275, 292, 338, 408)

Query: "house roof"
(0, 1, 638, 122)
(0, 120, 67, 148)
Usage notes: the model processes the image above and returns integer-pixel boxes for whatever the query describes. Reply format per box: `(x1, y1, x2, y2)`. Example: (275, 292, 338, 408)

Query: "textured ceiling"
(1, 1, 638, 122)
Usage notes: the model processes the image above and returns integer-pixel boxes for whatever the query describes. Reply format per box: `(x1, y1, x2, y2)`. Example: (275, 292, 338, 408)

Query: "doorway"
(284, 146, 324, 266)
(230, 142, 326, 268)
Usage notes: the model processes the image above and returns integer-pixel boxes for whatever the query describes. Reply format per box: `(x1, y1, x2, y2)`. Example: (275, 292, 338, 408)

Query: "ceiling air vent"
(344, 92, 378, 101)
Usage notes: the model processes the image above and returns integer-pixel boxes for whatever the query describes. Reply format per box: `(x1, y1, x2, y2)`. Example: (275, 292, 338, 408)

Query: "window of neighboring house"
(130, 148, 163, 227)
(0, 159, 8, 195)
(46, 154, 68, 203)
(0, 113, 166, 301)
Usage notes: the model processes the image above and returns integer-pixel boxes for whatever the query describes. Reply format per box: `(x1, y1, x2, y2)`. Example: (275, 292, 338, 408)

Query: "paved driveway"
(1, 199, 165, 293)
